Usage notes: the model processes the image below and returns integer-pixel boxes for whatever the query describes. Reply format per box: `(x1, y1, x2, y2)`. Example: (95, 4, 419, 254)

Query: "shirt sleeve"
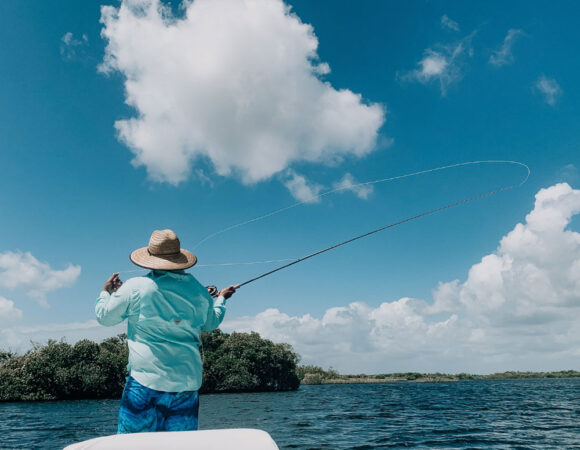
(95, 284, 136, 327)
(202, 295, 227, 331)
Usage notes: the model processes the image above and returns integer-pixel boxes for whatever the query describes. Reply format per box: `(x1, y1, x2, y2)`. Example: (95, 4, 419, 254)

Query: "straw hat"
(130, 229, 197, 270)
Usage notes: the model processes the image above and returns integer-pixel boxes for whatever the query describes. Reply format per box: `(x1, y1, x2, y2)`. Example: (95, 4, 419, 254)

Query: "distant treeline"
(0, 330, 300, 401)
(298, 366, 580, 384)
(3, 335, 577, 401)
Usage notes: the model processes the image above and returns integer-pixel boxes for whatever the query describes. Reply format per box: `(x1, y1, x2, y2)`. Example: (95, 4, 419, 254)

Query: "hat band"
(148, 248, 181, 257)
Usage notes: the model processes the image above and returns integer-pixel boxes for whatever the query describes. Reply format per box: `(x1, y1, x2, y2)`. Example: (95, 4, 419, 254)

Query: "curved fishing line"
(119, 161, 529, 276)
(192, 160, 529, 251)
(236, 161, 530, 288)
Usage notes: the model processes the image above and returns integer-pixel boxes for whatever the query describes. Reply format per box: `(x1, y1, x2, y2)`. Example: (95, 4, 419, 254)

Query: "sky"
(1, 0, 579, 374)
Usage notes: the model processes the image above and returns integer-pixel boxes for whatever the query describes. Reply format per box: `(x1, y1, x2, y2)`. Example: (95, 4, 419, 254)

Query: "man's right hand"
(218, 285, 240, 299)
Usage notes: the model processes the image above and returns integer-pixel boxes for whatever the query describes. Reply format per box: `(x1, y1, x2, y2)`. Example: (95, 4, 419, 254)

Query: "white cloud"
(0, 297, 22, 325)
(332, 173, 373, 199)
(224, 183, 580, 373)
(401, 32, 475, 96)
(0, 251, 81, 307)
(0, 320, 125, 353)
(489, 29, 524, 67)
(60, 32, 88, 60)
(99, 0, 385, 185)
(223, 301, 466, 373)
(441, 15, 459, 32)
(535, 75, 562, 106)
(283, 170, 323, 203)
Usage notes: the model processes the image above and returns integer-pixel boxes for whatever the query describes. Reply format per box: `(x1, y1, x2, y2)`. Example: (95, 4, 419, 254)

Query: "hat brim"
(130, 247, 197, 270)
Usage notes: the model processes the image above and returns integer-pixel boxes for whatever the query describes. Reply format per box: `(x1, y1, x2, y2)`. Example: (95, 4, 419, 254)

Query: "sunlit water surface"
(1, 379, 579, 449)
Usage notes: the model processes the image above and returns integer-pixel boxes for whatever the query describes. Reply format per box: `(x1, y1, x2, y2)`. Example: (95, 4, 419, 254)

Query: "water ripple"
(0, 379, 579, 448)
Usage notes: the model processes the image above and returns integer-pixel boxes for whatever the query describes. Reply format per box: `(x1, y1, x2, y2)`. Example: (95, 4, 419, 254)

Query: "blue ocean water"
(1, 379, 579, 449)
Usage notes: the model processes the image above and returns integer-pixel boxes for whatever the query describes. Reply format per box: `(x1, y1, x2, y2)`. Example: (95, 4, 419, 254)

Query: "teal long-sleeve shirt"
(95, 270, 227, 392)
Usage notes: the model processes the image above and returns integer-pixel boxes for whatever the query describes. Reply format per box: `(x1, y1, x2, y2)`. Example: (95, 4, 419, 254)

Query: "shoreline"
(300, 370, 580, 385)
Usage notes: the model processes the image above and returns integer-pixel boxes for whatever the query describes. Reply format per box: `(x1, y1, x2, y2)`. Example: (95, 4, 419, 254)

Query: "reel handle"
(206, 285, 219, 298)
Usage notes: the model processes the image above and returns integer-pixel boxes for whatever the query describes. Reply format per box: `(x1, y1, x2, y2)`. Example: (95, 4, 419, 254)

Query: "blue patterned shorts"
(117, 376, 199, 433)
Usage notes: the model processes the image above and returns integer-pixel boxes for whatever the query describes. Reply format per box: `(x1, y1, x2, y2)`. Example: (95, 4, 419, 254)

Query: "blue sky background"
(1, 0, 579, 373)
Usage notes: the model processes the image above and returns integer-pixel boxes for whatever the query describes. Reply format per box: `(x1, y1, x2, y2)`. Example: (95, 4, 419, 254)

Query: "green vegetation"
(297, 366, 580, 384)
(0, 330, 300, 401)
(2, 333, 577, 401)
(0, 335, 128, 401)
(200, 330, 300, 393)
(296, 365, 340, 384)
(481, 370, 580, 379)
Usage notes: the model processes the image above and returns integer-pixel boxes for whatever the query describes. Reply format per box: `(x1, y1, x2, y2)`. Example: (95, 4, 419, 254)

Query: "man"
(95, 229, 238, 433)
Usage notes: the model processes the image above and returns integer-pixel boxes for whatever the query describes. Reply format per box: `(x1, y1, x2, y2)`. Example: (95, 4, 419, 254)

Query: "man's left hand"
(103, 273, 123, 294)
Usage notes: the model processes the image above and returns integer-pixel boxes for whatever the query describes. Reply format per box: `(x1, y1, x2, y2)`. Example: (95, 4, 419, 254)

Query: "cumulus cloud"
(60, 32, 88, 60)
(489, 29, 524, 67)
(441, 15, 459, 32)
(535, 75, 562, 106)
(433, 183, 580, 313)
(0, 297, 22, 325)
(283, 170, 323, 203)
(0, 320, 125, 353)
(224, 184, 580, 373)
(401, 32, 476, 96)
(99, 0, 385, 185)
(332, 173, 374, 199)
(223, 301, 465, 373)
(0, 251, 81, 307)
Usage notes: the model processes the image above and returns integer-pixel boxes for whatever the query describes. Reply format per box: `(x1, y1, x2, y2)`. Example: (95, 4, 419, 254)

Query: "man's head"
(130, 229, 197, 270)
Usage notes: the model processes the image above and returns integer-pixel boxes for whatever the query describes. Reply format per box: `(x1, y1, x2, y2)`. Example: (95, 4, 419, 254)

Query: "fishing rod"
(119, 160, 529, 295)
(205, 161, 530, 295)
